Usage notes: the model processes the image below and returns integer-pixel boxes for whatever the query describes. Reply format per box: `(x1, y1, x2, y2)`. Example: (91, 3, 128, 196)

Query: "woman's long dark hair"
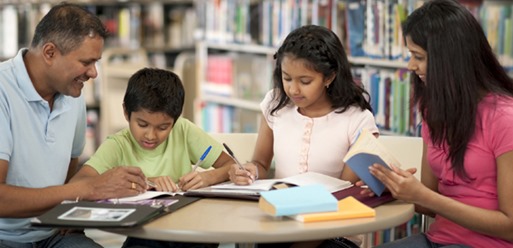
(404, 0, 513, 179)
(270, 25, 371, 115)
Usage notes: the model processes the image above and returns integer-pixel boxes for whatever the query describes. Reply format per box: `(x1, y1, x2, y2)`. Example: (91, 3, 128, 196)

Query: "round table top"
(105, 198, 414, 243)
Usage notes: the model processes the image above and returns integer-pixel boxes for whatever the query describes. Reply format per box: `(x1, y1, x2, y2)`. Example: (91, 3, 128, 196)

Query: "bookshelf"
(193, 0, 338, 133)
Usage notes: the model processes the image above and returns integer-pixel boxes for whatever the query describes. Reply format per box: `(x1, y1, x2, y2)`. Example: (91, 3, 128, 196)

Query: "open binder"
(31, 195, 198, 228)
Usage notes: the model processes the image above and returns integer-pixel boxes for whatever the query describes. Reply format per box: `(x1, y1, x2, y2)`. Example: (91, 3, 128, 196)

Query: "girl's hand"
(354, 180, 375, 197)
(228, 163, 256, 185)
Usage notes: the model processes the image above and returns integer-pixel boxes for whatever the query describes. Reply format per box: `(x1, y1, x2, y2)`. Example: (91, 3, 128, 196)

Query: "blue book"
(346, 153, 389, 197)
(344, 129, 401, 196)
(258, 185, 338, 217)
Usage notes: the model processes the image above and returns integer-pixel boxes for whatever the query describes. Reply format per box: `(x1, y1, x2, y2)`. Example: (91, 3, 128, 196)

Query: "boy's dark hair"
(31, 2, 108, 54)
(404, 0, 513, 179)
(124, 68, 185, 121)
(271, 24, 371, 115)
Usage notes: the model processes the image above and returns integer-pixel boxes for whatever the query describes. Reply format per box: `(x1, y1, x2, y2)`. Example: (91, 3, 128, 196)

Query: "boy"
(72, 68, 232, 247)
(73, 67, 233, 192)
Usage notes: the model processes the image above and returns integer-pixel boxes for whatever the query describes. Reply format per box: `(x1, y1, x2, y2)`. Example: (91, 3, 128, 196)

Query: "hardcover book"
(343, 129, 401, 196)
(258, 185, 338, 217)
(290, 196, 376, 223)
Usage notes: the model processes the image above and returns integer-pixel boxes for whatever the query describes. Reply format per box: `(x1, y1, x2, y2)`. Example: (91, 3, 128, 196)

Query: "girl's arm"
(249, 115, 275, 179)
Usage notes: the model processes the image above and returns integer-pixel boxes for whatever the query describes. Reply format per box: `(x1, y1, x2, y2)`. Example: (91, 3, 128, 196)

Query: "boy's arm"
(203, 151, 235, 185)
(178, 151, 234, 191)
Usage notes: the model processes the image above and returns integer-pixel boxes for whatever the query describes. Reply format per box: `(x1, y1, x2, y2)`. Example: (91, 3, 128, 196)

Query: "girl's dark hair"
(124, 68, 185, 121)
(404, 0, 513, 179)
(271, 25, 371, 115)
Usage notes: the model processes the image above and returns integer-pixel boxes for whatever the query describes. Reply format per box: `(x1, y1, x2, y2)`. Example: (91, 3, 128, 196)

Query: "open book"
(185, 171, 353, 200)
(343, 129, 401, 196)
(105, 191, 184, 203)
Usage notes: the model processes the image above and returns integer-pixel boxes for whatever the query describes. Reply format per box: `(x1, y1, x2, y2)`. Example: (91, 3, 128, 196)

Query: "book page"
(107, 191, 183, 203)
(280, 172, 353, 193)
(211, 179, 281, 191)
(344, 129, 401, 168)
(210, 172, 352, 193)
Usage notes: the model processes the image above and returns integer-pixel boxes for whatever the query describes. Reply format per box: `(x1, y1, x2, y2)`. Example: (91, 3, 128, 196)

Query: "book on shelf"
(289, 196, 376, 223)
(258, 184, 338, 217)
(343, 129, 401, 196)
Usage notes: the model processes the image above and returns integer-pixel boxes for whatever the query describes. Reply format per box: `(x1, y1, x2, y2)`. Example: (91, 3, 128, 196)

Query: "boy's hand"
(178, 171, 206, 191)
(150, 176, 180, 192)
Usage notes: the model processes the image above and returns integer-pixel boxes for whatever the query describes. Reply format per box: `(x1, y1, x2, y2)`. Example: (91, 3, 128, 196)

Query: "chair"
(208, 133, 258, 163)
(377, 135, 432, 235)
(378, 135, 424, 180)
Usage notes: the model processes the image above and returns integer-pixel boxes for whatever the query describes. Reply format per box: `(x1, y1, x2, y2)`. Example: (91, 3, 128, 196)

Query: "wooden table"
(105, 198, 414, 244)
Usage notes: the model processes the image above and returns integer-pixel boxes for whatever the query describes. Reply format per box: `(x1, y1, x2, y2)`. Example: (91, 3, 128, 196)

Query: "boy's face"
(124, 108, 174, 150)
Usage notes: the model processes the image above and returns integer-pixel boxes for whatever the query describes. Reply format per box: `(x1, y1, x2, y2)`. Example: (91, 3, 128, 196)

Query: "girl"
(229, 24, 379, 248)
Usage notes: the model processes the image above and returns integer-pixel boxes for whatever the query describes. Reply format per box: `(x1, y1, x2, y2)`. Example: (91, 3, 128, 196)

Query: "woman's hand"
(369, 163, 424, 203)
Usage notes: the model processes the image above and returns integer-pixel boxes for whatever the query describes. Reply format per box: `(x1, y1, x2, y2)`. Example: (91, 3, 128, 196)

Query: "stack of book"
(258, 185, 376, 223)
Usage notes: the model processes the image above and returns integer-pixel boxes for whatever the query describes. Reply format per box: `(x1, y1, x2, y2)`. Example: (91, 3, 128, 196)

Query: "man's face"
(48, 36, 103, 97)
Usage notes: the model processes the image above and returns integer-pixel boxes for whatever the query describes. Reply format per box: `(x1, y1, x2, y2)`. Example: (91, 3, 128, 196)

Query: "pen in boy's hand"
(223, 143, 254, 180)
(146, 179, 156, 188)
(193, 145, 212, 171)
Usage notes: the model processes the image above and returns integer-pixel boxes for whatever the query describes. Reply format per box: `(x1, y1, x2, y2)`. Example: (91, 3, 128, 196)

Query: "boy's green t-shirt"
(85, 117, 223, 182)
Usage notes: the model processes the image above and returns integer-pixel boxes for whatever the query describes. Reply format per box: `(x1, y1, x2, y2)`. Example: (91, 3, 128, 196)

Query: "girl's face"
(281, 55, 332, 117)
(124, 108, 174, 150)
(406, 36, 428, 82)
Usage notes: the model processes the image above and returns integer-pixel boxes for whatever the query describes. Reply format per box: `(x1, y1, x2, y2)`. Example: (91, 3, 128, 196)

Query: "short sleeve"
(260, 90, 275, 130)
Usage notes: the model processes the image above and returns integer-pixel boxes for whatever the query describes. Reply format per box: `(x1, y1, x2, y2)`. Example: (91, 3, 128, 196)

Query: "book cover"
(31, 195, 199, 228)
(344, 129, 401, 196)
(30, 201, 168, 228)
(258, 185, 338, 217)
(290, 196, 376, 223)
(332, 185, 395, 208)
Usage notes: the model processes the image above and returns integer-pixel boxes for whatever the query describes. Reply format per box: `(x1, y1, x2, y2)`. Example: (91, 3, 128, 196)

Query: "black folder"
(30, 195, 199, 228)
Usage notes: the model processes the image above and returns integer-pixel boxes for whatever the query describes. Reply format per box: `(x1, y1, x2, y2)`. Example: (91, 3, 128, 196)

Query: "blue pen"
(192, 145, 212, 171)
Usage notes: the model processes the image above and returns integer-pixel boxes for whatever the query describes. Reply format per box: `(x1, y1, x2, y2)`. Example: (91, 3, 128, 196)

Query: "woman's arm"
(371, 149, 513, 241)
(418, 150, 513, 241)
(415, 142, 437, 216)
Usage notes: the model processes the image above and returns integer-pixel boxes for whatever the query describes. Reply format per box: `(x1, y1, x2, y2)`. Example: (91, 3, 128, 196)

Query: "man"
(0, 3, 147, 247)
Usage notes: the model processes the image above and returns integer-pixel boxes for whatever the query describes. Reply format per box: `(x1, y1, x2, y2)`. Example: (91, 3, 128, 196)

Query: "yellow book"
(290, 196, 376, 223)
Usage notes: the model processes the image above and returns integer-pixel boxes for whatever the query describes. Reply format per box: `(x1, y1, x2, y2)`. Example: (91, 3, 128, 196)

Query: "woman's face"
(406, 36, 428, 83)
